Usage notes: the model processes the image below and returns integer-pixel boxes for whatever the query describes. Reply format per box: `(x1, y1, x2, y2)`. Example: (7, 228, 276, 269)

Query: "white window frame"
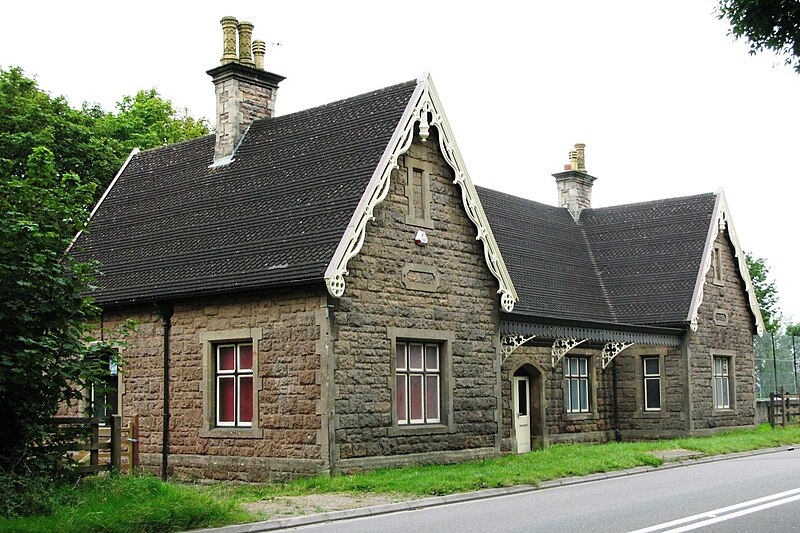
(643, 356, 662, 412)
(713, 356, 731, 409)
(200, 327, 262, 438)
(564, 356, 590, 414)
(215, 343, 254, 428)
(395, 341, 441, 425)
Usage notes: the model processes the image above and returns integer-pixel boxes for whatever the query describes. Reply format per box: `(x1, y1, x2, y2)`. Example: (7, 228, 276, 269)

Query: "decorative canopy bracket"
(500, 335, 536, 362)
(602, 341, 634, 369)
(551, 338, 586, 368)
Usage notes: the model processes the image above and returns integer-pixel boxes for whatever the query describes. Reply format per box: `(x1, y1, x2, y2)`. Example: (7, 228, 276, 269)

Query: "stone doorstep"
(649, 448, 705, 461)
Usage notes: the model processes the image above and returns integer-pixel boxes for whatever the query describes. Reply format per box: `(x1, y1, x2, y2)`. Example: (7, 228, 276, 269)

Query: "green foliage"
(0, 67, 209, 199)
(223, 425, 800, 503)
(0, 66, 204, 478)
(0, 474, 248, 532)
(746, 252, 781, 333)
(718, 0, 800, 73)
(0, 145, 107, 476)
(786, 323, 800, 336)
(95, 89, 210, 165)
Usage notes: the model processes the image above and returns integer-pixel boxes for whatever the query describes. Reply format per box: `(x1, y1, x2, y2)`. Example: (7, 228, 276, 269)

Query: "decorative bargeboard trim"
(323, 74, 518, 312)
(687, 190, 765, 336)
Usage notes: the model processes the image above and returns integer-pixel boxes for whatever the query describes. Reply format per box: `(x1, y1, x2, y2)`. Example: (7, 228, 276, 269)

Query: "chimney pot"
(252, 40, 266, 70)
(237, 21, 255, 66)
(553, 143, 596, 219)
(208, 17, 285, 166)
(220, 16, 239, 64)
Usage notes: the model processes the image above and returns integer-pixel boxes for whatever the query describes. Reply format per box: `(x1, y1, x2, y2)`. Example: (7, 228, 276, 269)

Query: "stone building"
(69, 18, 764, 480)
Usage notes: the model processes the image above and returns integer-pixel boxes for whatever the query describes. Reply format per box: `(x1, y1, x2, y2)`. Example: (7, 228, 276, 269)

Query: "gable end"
(687, 191, 765, 335)
(324, 74, 518, 312)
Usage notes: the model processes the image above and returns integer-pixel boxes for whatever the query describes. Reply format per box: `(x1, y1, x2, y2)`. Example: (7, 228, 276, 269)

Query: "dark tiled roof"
(72, 80, 417, 306)
(580, 193, 716, 325)
(478, 187, 716, 327)
(476, 187, 613, 322)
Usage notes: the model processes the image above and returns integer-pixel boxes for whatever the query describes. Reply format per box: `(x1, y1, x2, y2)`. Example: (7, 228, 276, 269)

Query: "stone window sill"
(199, 427, 263, 439)
(564, 412, 596, 421)
(635, 410, 670, 419)
(388, 423, 451, 436)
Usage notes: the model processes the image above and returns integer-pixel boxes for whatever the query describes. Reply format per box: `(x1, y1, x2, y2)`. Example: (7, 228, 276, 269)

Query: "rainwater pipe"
(159, 303, 173, 481)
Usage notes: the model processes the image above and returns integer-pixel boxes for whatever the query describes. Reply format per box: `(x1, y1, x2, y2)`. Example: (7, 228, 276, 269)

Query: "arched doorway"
(512, 364, 545, 452)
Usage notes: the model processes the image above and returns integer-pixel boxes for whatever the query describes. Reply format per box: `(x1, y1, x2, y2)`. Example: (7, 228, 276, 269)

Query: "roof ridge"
(586, 191, 716, 212)
(137, 133, 215, 155)
(254, 79, 417, 126)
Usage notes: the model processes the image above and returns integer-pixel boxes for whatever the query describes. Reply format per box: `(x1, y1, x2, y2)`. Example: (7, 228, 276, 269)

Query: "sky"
(2, 1, 798, 324)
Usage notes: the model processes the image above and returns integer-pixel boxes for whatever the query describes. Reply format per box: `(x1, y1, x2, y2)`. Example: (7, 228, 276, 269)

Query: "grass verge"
(2, 424, 799, 532)
(0, 473, 250, 533)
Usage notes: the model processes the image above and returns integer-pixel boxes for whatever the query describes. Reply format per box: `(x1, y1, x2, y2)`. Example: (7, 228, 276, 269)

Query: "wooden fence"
(767, 387, 800, 428)
(46, 415, 139, 474)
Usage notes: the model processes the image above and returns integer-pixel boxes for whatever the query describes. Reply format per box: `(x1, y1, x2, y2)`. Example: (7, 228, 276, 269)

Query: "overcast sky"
(3, 1, 798, 325)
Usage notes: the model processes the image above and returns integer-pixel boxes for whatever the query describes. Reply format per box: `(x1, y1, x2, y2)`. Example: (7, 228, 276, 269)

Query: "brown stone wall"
(501, 345, 613, 447)
(688, 229, 757, 430)
(501, 341, 690, 449)
(100, 287, 327, 481)
(330, 128, 500, 468)
(613, 345, 689, 437)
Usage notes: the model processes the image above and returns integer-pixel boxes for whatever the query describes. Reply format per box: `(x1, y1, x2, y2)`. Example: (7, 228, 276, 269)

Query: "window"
(87, 345, 120, 420)
(643, 357, 662, 411)
(564, 356, 590, 413)
(395, 341, 440, 424)
(200, 328, 262, 438)
(215, 343, 253, 427)
(713, 356, 731, 409)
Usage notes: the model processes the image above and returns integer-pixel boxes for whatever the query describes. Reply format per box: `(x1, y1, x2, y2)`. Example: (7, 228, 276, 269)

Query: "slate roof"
(73, 73, 718, 330)
(72, 80, 417, 306)
(477, 187, 717, 327)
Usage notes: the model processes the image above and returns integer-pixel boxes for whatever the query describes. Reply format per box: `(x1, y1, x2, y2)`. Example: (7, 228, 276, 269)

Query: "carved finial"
(220, 16, 239, 64)
(252, 40, 266, 70)
(237, 21, 255, 66)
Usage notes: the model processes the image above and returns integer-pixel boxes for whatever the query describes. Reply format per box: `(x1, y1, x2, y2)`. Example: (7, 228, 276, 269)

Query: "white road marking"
(629, 487, 800, 533)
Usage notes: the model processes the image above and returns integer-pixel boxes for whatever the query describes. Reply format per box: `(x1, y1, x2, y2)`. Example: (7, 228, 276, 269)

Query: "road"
(289, 449, 800, 532)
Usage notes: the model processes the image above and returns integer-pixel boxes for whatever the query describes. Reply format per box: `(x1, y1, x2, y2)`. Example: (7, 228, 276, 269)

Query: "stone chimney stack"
(552, 143, 597, 219)
(207, 16, 285, 166)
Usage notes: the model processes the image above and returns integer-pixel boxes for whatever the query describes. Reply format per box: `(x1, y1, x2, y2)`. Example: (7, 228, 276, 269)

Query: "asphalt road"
(289, 449, 800, 532)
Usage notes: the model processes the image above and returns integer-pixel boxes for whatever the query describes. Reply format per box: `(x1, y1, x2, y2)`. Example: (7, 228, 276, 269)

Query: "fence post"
(772, 332, 779, 395)
(769, 392, 775, 427)
(90, 419, 100, 466)
(792, 335, 799, 394)
(781, 386, 787, 428)
(110, 414, 122, 471)
(131, 415, 140, 473)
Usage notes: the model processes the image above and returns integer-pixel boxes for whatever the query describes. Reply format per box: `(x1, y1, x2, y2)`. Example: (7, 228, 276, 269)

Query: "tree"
(0, 67, 201, 482)
(745, 252, 781, 333)
(786, 323, 800, 336)
(96, 89, 210, 168)
(0, 147, 108, 477)
(718, 0, 800, 73)
(0, 67, 209, 204)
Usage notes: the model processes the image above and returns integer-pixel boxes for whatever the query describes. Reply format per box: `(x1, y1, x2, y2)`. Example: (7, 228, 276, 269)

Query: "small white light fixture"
(414, 229, 428, 246)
